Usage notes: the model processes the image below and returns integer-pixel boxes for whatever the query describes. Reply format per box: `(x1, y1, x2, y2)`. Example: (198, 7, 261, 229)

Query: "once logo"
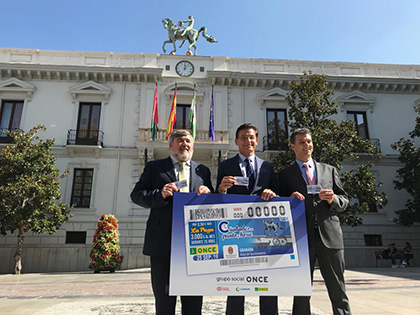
(246, 276, 268, 283)
(190, 246, 218, 255)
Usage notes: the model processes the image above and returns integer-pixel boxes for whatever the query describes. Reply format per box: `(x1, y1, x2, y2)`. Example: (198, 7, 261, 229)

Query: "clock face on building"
(176, 60, 194, 77)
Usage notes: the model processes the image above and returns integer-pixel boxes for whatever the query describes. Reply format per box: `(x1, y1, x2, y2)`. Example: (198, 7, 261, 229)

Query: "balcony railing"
(0, 128, 21, 144)
(138, 128, 229, 143)
(353, 138, 381, 153)
(262, 135, 288, 151)
(67, 129, 104, 146)
(370, 138, 381, 151)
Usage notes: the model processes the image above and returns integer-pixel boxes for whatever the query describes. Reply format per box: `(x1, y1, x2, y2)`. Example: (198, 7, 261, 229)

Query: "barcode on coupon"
(189, 208, 226, 220)
(219, 257, 268, 266)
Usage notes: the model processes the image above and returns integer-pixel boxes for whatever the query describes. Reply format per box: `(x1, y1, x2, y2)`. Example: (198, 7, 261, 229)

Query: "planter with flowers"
(89, 214, 122, 273)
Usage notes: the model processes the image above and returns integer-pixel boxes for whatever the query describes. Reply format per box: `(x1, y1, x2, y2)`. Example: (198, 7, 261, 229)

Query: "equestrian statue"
(162, 16, 217, 56)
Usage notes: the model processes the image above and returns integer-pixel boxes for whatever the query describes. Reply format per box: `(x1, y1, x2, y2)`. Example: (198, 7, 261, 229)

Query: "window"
(76, 103, 101, 145)
(175, 105, 190, 129)
(71, 169, 94, 208)
(364, 234, 382, 247)
(66, 231, 87, 244)
(358, 198, 378, 213)
(347, 111, 369, 139)
(0, 100, 24, 142)
(266, 109, 288, 150)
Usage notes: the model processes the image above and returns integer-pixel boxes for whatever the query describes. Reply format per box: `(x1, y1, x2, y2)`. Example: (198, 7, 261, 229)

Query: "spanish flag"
(166, 85, 177, 139)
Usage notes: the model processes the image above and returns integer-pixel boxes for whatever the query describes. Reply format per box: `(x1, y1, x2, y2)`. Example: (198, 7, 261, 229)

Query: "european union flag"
(209, 85, 215, 142)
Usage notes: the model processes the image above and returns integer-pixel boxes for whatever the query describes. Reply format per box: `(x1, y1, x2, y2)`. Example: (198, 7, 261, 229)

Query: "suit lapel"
(292, 162, 308, 190)
(190, 160, 200, 192)
(232, 155, 244, 176)
(314, 161, 320, 185)
(252, 156, 264, 193)
(255, 156, 263, 175)
(162, 157, 177, 183)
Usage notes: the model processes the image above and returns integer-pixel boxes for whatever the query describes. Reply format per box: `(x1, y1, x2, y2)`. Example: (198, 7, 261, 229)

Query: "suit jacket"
(130, 156, 214, 257)
(277, 161, 348, 249)
(216, 154, 279, 195)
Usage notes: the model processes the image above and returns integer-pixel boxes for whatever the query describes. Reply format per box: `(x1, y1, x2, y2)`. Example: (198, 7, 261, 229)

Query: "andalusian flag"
(151, 83, 159, 141)
(189, 84, 197, 140)
(209, 84, 215, 142)
(166, 85, 177, 140)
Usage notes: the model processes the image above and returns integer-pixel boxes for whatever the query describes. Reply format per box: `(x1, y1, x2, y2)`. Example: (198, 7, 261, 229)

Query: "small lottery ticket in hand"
(307, 185, 322, 194)
(235, 176, 249, 186)
(174, 179, 188, 190)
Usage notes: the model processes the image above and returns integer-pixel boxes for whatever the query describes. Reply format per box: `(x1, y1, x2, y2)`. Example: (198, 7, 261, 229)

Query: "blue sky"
(1, 0, 419, 65)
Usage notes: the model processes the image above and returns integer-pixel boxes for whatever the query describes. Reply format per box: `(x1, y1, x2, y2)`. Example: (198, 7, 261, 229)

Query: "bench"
(374, 250, 415, 267)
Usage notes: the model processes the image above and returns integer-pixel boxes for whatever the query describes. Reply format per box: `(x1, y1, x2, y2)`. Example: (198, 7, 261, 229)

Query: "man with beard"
(216, 123, 279, 315)
(131, 129, 214, 315)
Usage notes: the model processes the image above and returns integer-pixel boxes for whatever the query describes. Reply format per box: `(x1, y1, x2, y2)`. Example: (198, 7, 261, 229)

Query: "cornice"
(207, 70, 420, 93)
(0, 63, 163, 83)
(2, 48, 420, 92)
(52, 146, 139, 158)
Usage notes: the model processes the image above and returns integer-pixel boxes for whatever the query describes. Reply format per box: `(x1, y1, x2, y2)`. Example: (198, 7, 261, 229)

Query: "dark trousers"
(292, 230, 351, 315)
(151, 256, 202, 315)
(226, 295, 278, 315)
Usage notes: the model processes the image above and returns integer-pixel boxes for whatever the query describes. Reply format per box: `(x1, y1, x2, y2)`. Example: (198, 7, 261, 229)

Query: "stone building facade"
(0, 48, 419, 273)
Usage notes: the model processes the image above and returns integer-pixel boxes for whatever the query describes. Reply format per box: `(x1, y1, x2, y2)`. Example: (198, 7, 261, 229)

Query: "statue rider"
(179, 15, 194, 36)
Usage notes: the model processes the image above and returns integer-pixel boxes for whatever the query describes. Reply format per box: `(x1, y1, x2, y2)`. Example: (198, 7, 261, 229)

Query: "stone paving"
(1, 267, 420, 314)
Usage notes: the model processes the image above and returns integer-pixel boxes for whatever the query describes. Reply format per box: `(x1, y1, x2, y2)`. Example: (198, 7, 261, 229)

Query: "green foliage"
(89, 214, 122, 271)
(0, 125, 72, 236)
(391, 104, 420, 226)
(273, 72, 387, 226)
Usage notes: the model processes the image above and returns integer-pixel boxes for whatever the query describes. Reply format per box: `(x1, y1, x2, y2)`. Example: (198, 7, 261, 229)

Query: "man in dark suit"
(217, 123, 279, 315)
(131, 129, 214, 315)
(277, 128, 351, 315)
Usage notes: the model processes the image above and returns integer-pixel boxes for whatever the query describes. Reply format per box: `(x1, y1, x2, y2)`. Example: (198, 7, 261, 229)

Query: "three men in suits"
(130, 129, 214, 315)
(217, 123, 279, 315)
(277, 128, 351, 315)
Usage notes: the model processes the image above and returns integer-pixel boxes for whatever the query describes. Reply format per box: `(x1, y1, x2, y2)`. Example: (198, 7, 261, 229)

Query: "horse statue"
(162, 17, 217, 56)
(261, 219, 283, 236)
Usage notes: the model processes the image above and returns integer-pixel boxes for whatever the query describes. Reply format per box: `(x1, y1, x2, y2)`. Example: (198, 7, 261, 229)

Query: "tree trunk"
(14, 226, 25, 275)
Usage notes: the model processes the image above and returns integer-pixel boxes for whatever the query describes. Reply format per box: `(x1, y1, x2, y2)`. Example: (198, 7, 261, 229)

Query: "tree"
(273, 72, 387, 226)
(391, 104, 420, 225)
(89, 214, 122, 273)
(0, 125, 72, 274)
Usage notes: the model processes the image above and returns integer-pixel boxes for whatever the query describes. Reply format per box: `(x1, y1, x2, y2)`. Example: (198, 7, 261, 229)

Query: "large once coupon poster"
(170, 193, 311, 296)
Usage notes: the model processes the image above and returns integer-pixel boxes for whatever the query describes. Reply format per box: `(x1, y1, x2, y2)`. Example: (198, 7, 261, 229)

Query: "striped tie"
(245, 158, 255, 193)
(178, 162, 188, 192)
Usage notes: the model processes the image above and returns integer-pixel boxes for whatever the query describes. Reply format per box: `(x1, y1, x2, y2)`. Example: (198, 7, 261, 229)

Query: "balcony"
(135, 128, 230, 160)
(370, 138, 381, 151)
(262, 135, 288, 151)
(67, 129, 104, 147)
(137, 128, 229, 144)
(0, 128, 21, 144)
(353, 138, 381, 154)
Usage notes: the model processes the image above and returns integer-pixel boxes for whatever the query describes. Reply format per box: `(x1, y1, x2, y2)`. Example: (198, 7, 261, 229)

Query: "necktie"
(178, 162, 188, 192)
(245, 158, 255, 193)
(303, 163, 315, 185)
